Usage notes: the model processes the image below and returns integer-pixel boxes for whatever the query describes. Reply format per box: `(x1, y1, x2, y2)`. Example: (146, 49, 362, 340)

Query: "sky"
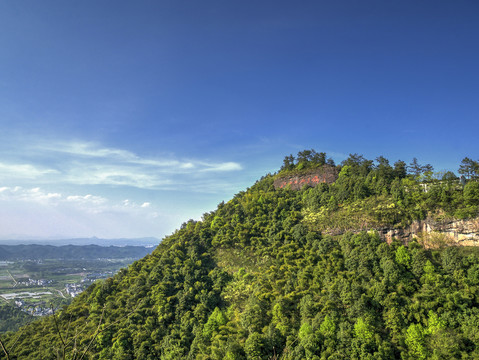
(0, 1, 478, 242)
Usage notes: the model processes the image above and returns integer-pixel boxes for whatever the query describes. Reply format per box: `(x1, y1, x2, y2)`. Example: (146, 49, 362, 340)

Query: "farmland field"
(0, 249, 152, 332)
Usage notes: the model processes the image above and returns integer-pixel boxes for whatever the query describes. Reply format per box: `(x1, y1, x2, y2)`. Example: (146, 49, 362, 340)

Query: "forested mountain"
(1, 151, 479, 360)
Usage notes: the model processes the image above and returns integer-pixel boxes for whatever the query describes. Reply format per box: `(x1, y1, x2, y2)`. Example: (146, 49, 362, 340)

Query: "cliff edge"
(273, 165, 338, 190)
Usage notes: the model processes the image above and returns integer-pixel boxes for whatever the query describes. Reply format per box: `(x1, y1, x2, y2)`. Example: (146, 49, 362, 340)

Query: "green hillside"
(1, 151, 479, 360)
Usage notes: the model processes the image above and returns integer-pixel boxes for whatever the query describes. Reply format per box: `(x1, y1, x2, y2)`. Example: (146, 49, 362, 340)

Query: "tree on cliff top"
(280, 149, 335, 172)
(459, 157, 479, 180)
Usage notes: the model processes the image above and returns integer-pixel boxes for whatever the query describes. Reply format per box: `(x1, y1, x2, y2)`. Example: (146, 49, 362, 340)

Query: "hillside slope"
(2, 151, 479, 360)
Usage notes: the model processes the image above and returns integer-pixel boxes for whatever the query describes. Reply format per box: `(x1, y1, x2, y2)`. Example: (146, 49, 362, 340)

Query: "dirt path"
(7, 270, 17, 286)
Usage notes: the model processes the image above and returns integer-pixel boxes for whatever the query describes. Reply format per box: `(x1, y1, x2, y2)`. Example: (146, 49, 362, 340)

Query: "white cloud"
(199, 161, 243, 172)
(66, 194, 107, 205)
(0, 186, 62, 204)
(0, 186, 130, 211)
(180, 162, 195, 169)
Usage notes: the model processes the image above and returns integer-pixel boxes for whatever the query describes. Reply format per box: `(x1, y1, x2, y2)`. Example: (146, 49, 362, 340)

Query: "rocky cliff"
(273, 166, 339, 190)
(378, 217, 479, 247)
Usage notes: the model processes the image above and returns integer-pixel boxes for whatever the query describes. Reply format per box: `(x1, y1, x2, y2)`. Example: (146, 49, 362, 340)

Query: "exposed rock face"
(273, 166, 339, 190)
(378, 217, 479, 246)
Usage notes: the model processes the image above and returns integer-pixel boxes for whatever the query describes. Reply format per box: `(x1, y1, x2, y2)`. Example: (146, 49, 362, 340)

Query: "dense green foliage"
(280, 149, 336, 174)
(1, 151, 479, 359)
(0, 304, 33, 333)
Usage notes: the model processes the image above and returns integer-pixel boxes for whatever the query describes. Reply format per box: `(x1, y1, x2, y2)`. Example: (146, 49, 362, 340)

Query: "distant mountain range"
(0, 244, 154, 260)
(0, 237, 160, 247)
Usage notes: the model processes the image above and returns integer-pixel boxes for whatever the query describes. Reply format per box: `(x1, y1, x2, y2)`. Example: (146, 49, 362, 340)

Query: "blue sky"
(0, 1, 478, 241)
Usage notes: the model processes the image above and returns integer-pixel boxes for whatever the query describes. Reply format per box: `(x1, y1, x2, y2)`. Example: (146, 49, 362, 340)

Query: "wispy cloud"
(0, 162, 58, 179)
(2, 140, 243, 191)
(199, 161, 243, 172)
(64, 163, 169, 188)
(41, 141, 183, 167)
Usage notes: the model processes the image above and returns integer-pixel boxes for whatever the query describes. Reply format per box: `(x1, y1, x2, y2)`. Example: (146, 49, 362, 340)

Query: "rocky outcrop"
(378, 217, 479, 246)
(273, 166, 338, 190)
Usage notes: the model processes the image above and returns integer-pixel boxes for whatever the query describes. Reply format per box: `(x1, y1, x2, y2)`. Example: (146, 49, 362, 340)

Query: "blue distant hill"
(0, 244, 154, 260)
(0, 237, 160, 247)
